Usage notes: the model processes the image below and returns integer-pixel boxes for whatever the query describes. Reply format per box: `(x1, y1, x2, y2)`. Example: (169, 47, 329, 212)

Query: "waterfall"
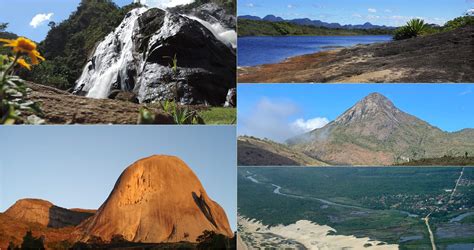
(185, 15, 237, 49)
(74, 7, 234, 101)
(75, 8, 148, 99)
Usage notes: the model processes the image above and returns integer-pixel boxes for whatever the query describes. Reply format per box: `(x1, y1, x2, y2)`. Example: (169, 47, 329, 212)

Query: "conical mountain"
(287, 93, 474, 165)
(76, 155, 233, 243)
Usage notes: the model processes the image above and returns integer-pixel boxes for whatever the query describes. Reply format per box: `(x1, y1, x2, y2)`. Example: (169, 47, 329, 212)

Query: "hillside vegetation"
(238, 136, 328, 166)
(238, 19, 393, 37)
(396, 156, 474, 166)
(287, 93, 474, 166)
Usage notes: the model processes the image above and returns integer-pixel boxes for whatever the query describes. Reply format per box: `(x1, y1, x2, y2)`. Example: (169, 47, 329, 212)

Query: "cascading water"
(185, 15, 237, 49)
(75, 7, 147, 99)
(74, 5, 236, 104)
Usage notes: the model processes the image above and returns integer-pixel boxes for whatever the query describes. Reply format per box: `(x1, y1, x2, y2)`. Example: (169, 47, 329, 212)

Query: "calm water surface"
(238, 35, 393, 66)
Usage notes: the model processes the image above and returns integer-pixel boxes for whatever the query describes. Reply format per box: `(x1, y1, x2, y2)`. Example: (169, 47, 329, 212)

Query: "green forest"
(238, 19, 393, 37)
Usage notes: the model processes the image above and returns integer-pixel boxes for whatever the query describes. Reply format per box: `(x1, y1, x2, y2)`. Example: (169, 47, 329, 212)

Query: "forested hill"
(238, 19, 394, 37)
(23, 0, 142, 90)
(0, 23, 17, 54)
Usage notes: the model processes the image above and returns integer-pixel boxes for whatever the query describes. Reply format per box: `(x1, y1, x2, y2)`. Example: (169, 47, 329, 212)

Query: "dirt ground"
(25, 83, 174, 124)
(238, 25, 474, 83)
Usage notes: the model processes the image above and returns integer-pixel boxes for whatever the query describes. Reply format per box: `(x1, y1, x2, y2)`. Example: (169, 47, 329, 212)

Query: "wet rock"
(74, 6, 236, 106)
(108, 90, 139, 103)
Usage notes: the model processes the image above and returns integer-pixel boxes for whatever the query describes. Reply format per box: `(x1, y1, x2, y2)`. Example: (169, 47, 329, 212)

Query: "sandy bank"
(239, 216, 398, 250)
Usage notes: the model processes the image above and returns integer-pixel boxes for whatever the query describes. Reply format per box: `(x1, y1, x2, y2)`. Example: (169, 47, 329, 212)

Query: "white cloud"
(246, 3, 254, 7)
(352, 13, 362, 18)
(290, 117, 329, 134)
(384, 9, 392, 13)
(135, 0, 194, 9)
(467, 8, 474, 15)
(367, 14, 380, 20)
(368, 8, 377, 13)
(29, 13, 53, 28)
(238, 97, 329, 142)
(287, 4, 294, 9)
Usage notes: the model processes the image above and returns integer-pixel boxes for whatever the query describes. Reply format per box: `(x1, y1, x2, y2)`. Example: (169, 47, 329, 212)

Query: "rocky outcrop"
(74, 6, 236, 106)
(4, 199, 94, 228)
(287, 93, 474, 165)
(76, 155, 233, 243)
(172, 3, 236, 30)
(26, 82, 174, 124)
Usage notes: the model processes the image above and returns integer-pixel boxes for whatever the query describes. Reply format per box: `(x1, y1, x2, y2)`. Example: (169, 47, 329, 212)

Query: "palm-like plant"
(394, 18, 427, 40)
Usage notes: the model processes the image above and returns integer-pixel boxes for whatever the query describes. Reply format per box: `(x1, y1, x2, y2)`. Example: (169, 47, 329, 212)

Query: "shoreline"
(238, 26, 474, 83)
(238, 34, 393, 38)
(238, 217, 398, 250)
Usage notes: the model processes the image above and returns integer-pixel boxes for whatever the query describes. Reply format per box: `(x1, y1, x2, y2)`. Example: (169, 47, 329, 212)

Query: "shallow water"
(238, 35, 392, 66)
(446, 243, 474, 250)
(449, 211, 474, 222)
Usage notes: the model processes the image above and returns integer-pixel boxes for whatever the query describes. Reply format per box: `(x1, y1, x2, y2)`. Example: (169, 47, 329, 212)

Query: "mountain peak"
(334, 92, 399, 125)
(361, 92, 392, 105)
(76, 155, 232, 243)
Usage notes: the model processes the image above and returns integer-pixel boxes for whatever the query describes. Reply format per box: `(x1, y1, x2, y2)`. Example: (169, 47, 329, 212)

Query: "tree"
(196, 230, 234, 249)
(0, 23, 8, 32)
(48, 21, 56, 29)
(20, 230, 45, 249)
(7, 241, 18, 250)
(110, 234, 127, 243)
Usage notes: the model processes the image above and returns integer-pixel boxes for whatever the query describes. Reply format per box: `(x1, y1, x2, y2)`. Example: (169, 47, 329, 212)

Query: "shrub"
(444, 15, 474, 31)
(20, 231, 45, 249)
(394, 19, 427, 40)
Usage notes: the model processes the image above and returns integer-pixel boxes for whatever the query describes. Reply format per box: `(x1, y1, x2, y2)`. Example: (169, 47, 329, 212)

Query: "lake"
(238, 35, 393, 66)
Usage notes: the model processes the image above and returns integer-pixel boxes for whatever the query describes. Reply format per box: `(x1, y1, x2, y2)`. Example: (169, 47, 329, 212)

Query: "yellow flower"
(8, 57, 32, 70)
(17, 58, 32, 70)
(0, 37, 45, 64)
(0, 37, 36, 53)
(28, 50, 45, 65)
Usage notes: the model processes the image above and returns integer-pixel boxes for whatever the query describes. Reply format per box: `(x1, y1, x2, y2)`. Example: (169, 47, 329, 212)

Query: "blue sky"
(238, 84, 474, 142)
(0, 0, 194, 42)
(239, 0, 474, 27)
(0, 126, 236, 230)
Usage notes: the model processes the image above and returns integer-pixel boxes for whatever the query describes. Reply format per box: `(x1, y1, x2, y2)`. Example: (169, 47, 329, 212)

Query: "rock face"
(4, 199, 94, 228)
(172, 3, 236, 30)
(287, 93, 474, 165)
(76, 155, 233, 243)
(74, 6, 235, 106)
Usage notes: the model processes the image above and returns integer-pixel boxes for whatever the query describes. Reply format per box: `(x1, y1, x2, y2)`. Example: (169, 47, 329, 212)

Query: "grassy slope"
(238, 136, 328, 166)
(199, 107, 236, 125)
(238, 19, 392, 36)
(396, 156, 474, 166)
(291, 116, 474, 166)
